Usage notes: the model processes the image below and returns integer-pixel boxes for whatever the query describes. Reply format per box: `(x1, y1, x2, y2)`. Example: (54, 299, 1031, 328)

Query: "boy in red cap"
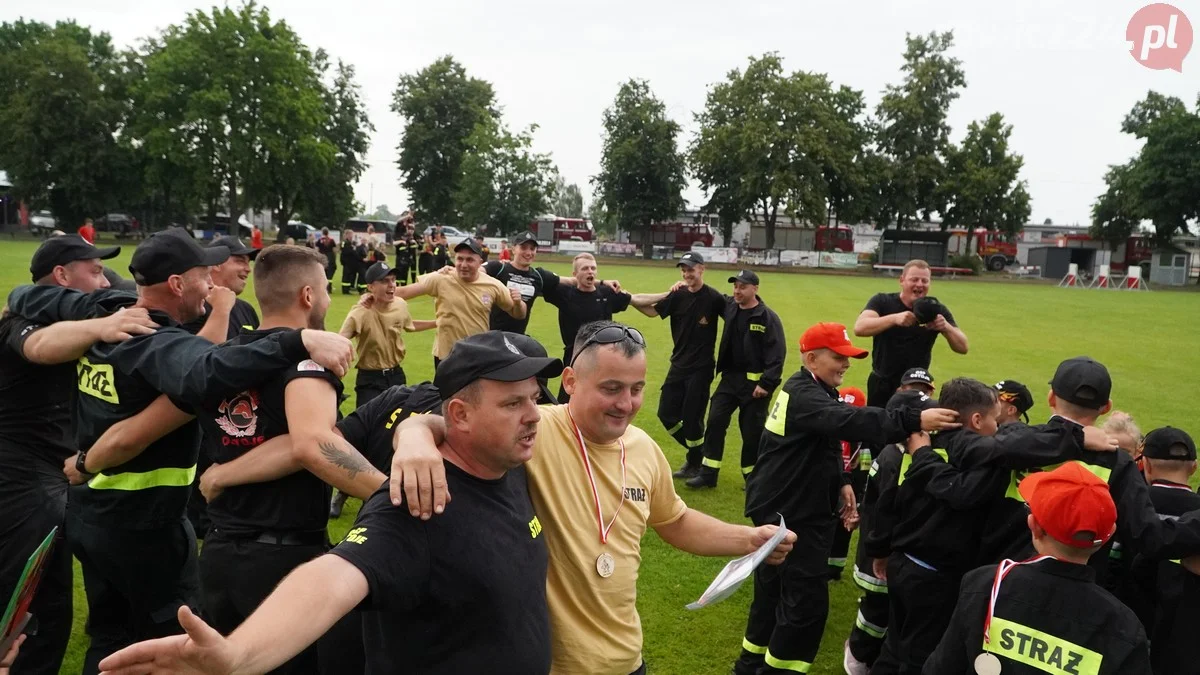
(925, 462, 1151, 674)
(733, 323, 959, 675)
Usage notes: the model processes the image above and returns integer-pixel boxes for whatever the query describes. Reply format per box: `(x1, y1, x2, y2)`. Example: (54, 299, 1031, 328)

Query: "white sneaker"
(843, 641, 869, 675)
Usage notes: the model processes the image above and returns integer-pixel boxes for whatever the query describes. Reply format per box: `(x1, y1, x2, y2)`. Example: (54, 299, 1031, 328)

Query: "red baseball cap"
(1018, 463, 1117, 548)
(800, 323, 868, 359)
(839, 386, 867, 407)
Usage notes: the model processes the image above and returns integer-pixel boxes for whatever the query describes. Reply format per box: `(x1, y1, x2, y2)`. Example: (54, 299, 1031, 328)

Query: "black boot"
(672, 461, 701, 480)
(685, 466, 719, 489)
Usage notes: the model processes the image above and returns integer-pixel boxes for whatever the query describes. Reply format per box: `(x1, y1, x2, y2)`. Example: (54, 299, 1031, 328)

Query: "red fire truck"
(531, 216, 594, 245)
(948, 228, 1019, 271)
(626, 221, 715, 251)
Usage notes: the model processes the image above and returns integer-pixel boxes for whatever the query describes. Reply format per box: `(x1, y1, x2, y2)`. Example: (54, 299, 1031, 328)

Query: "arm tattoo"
(319, 440, 372, 479)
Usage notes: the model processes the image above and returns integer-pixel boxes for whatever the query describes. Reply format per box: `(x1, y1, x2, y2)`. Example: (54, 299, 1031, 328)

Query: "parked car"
(28, 210, 57, 236)
(95, 213, 143, 239)
(422, 225, 469, 240)
(277, 221, 317, 243)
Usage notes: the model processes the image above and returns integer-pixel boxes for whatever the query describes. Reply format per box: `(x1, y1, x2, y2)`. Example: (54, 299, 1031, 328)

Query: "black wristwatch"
(76, 451, 93, 476)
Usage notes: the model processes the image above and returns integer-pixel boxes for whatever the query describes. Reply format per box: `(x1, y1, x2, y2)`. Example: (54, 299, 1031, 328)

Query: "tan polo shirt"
(528, 404, 688, 674)
(421, 272, 516, 359)
(339, 300, 416, 370)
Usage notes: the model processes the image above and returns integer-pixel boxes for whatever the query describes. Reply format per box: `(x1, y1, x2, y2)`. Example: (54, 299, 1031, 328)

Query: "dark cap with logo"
(364, 262, 397, 285)
(1141, 427, 1196, 461)
(453, 237, 483, 257)
(728, 269, 760, 286)
(30, 235, 120, 281)
(512, 231, 538, 246)
(886, 389, 939, 413)
(434, 331, 564, 400)
(912, 296, 948, 324)
(209, 235, 260, 260)
(901, 368, 935, 388)
(129, 227, 230, 286)
(504, 333, 559, 405)
(995, 380, 1035, 422)
(1050, 357, 1112, 410)
(677, 251, 705, 268)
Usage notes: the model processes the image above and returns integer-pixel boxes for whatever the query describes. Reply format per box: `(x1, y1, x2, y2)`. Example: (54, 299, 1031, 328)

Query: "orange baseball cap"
(1018, 463, 1117, 548)
(799, 323, 868, 359)
(839, 386, 867, 407)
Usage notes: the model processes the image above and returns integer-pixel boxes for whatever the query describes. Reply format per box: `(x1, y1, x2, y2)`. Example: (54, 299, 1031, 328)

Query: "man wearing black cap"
(995, 380, 1034, 425)
(0, 235, 150, 674)
(182, 236, 261, 340)
(853, 260, 969, 407)
(688, 269, 785, 489)
(315, 227, 338, 291)
(634, 251, 726, 478)
(4, 227, 355, 673)
(395, 237, 525, 367)
(99, 331, 561, 675)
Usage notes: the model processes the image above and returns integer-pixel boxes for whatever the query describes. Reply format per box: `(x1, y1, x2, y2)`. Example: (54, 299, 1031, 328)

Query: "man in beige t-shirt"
(390, 322, 797, 674)
(397, 237, 525, 367)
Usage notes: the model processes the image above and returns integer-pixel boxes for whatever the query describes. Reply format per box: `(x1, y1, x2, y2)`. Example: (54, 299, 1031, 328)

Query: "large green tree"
(295, 58, 372, 230)
(873, 31, 967, 228)
(550, 177, 585, 218)
(392, 56, 497, 225)
(594, 79, 687, 257)
(456, 119, 556, 235)
(939, 112, 1032, 236)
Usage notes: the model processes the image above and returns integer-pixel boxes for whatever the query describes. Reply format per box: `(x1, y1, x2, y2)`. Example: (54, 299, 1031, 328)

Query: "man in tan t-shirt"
(396, 237, 525, 367)
(390, 322, 797, 675)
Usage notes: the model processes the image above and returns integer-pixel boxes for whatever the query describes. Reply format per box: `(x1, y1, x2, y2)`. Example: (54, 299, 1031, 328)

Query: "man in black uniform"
(688, 269, 785, 489)
(995, 379, 1034, 425)
(853, 259, 969, 407)
(315, 228, 338, 292)
(392, 226, 418, 286)
(339, 230, 361, 295)
(4, 228, 354, 673)
(925, 462, 1152, 674)
(733, 322, 959, 675)
(98, 331, 560, 675)
(431, 231, 449, 271)
(0, 235, 132, 674)
(1127, 427, 1200, 675)
(636, 251, 725, 478)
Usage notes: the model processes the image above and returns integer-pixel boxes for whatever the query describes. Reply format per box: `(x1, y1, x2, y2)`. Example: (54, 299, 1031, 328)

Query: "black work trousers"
(340, 265, 360, 295)
(701, 374, 769, 475)
(69, 509, 201, 675)
(0, 458, 72, 674)
(393, 260, 412, 286)
(830, 468, 868, 573)
(846, 504, 890, 667)
(658, 368, 714, 466)
(200, 531, 363, 674)
(354, 367, 406, 409)
(735, 517, 835, 675)
(871, 553, 961, 675)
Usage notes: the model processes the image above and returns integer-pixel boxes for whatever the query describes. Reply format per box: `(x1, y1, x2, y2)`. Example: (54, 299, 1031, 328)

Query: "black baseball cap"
(453, 237, 483, 257)
(505, 332, 559, 405)
(1141, 427, 1196, 461)
(1050, 357, 1112, 409)
(886, 389, 939, 413)
(434, 331, 564, 400)
(512, 231, 538, 246)
(995, 380, 1035, 422)
(912, 296, 947, 324)
(677, 251, 704, 268)
(30, 235, 120, 281)
(128, 227, 230, 286)
(209, 236, 259, 260)
(728, 269, 760, 285)
(901, 368, 935, 388)
(364, 262, 397, 285)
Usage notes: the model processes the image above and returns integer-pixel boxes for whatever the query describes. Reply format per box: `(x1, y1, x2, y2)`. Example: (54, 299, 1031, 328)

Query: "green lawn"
(2, 237, 1197, 674)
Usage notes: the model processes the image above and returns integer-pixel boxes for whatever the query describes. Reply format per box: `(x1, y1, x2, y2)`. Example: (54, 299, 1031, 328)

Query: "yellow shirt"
(338, 300, 416, 370)
(421, 272, 516, 358)
(528, 404, 687, 674)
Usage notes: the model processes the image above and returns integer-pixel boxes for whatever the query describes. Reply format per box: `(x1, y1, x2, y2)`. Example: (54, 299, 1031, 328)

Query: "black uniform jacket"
(714, 296, 786, 394)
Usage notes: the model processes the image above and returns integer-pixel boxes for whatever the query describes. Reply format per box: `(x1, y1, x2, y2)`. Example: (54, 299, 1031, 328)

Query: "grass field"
(2, 237, 1197, 675)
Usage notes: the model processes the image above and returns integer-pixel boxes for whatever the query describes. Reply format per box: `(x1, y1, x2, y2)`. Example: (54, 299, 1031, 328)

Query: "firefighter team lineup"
(2, 229, 1199, 675)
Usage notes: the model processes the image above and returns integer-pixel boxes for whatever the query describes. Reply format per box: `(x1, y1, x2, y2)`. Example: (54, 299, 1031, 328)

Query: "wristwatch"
(75, 450, 93, 477)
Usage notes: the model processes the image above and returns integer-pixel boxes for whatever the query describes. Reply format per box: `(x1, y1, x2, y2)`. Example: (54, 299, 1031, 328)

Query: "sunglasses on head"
(569, 325, 646, 368)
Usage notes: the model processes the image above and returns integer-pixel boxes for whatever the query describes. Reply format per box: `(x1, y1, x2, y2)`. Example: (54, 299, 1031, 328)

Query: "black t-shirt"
(482, 261, 561, 334)
(181, 299, 261, 341)
(331, 465, 550, 675)
(0, 315, 76, 466)
(196, 329, 343, 535)
(863, 292, 957, 380)
(316, 237, 338, 266)
(653, 284, 724, 375)
(337, 383, 443, 472)
(545, 284, 632, 359)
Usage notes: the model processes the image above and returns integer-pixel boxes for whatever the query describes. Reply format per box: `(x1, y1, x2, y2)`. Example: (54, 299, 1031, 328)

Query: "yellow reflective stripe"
(1006, 461, 1115, 503)
(665, 421, 683, 436)
(686, 437, 705, 449)
(984, 616, 1103, 675)
(88, 465, 197, 491)
(828, 557, 847, 568)
(853, 566, 888, 594)
(856, 611, 886, 638)
(702, 457, 722, 469)
(746, 372, 763, 381)
(896, 448, 947, 485)
(765, 391, 789, 436)
(741, 465, 755, 475)
(742, 638, 767, 655)
(764, 650, 811, 673)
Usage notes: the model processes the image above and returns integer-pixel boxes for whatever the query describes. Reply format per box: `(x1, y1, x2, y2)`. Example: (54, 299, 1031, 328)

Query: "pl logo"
(1127, 3, 1193, 72)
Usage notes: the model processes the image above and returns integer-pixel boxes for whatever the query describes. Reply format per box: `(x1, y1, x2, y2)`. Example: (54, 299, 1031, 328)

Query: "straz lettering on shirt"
(622, 487, 647, 503)
(764, 390, 790, 436)
(528, 515, 543, 539)
(749, 323, 766, 333)
(77, 356, 119, 404)
(344, 527, 368, 545)
(987, 617, 1102, 675)
(385, 408, 429, 430)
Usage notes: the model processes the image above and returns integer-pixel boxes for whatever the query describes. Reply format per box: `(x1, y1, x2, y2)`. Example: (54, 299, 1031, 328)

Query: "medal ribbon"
(567, 407, 627, 545)
(983, 555, 1056, 647)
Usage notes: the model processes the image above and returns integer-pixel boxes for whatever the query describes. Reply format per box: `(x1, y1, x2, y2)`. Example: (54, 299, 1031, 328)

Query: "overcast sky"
(12, 0, 1199, 225)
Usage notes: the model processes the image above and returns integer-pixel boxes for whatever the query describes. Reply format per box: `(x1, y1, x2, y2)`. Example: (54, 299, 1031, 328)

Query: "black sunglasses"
(569, 325, 646, 368)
